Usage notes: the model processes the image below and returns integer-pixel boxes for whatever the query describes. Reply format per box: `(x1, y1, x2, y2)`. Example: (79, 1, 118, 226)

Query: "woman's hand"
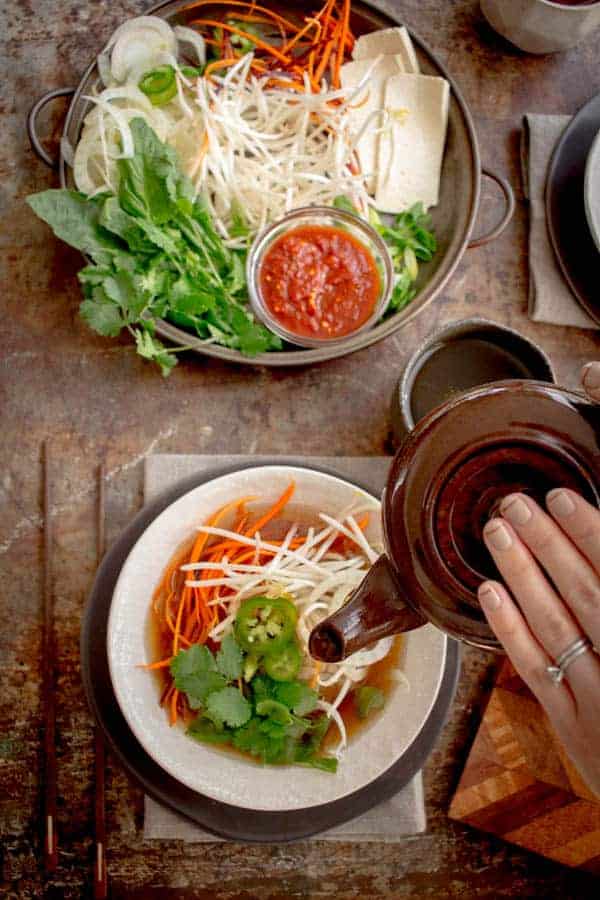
(477, 363, 600, 797)
(582, 361, 600, 402)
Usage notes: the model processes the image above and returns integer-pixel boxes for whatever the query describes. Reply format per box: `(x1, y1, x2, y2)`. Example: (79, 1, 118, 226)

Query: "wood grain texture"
(449, 662, 600, 874)
(2, 0, 600, 896)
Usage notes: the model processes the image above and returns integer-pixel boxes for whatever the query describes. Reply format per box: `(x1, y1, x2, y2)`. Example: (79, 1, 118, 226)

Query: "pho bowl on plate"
(107, 465, 447, 810)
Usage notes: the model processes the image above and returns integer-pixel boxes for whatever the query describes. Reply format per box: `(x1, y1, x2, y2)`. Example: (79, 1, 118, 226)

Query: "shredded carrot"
(314, 39, 335, 84)
(204, 57, 242, 77)
(245, 482, 295, 537)
(189, 18, 292, 63)
(186, 0, 301, 33)
(333, 0, 351, 88)
(170, 689, 179, 726)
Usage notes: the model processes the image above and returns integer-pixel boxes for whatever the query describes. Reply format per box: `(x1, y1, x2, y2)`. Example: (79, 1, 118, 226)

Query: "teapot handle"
(308, 554, 426, 663)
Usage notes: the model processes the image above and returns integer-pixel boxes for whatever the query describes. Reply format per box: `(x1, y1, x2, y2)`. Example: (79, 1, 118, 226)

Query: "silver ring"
(546, 637, 593, 684)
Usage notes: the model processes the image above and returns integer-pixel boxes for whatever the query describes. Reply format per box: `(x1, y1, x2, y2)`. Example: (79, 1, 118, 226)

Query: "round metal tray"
(28, 0, 514, 366)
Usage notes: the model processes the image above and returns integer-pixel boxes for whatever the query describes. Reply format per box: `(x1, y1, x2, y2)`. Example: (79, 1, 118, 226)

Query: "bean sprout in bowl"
(107, 466, 447, 810)
(247, 207, 393, 348)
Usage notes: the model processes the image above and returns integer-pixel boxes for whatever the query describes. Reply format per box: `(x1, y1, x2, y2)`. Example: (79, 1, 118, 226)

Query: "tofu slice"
(375, 73, 450, 213)
(352, 26, 420, 74)
(340, 56, 406, 193)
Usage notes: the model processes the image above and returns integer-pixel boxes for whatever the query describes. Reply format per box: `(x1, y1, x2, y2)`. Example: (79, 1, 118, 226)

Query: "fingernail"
(484, 521, 513, 551)
(479, 584, 502, 611)
(582, 362, 600, 390)
(500, 495, 532, 527)
(547, 488, 576, 519)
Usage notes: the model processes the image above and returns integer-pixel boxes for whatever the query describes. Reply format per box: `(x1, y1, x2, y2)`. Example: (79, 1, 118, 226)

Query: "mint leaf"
(206, 686, 252, 728)
(117, 118, 180, 224)
(215, 634, 243, 681)
(274, 682, 318, 716)
(355, 685, 385, 719)
(26, 190, 121, 263)
(333, 194, 358, 215)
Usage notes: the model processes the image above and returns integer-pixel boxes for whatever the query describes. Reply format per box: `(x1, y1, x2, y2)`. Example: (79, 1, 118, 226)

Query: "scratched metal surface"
(2, 0, 600, 897)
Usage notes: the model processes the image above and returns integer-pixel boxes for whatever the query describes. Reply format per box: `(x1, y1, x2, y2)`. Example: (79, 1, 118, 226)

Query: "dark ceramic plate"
(546, 92, 600, 325)
(81, 459, 460, 842)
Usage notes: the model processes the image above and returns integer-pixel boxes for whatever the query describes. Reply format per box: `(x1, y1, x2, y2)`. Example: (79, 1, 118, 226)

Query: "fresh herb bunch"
(334, 196, 437, 313)
(170, 632, 338, 772)
(27, 118, 281, 375)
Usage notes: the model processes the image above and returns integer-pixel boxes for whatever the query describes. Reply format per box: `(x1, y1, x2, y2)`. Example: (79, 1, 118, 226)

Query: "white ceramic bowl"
(584, 127, 600, 255)
(107, 465, 447, 812)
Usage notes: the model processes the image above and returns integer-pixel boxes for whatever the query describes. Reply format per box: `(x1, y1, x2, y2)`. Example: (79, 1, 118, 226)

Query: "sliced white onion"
(81, 95, 134, 158)
(174, 25, 206, 65)
(104, 15, 175, 50)
(60, 134, 74, 167)
(97, 51, 113, 88)
(94, 85, 156, 112)
(110, 26, 177, 83)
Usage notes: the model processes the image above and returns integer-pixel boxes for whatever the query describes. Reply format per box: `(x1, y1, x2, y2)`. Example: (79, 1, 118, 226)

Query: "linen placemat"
(520, 113, 596, 330)
(142, 453, 426, 842)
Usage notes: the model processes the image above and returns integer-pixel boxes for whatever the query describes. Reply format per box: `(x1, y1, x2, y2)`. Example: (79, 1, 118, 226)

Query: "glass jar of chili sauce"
(247, 207, 393, 347)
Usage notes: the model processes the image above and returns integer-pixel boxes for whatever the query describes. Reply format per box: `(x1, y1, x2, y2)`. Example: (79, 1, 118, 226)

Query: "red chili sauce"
(259, 224, 380, 339)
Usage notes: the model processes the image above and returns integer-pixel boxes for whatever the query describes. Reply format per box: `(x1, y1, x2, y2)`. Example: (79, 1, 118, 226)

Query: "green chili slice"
(263, 642, 303, 682)
(234, 596, 297, 655)
(139, 65, 178, 107)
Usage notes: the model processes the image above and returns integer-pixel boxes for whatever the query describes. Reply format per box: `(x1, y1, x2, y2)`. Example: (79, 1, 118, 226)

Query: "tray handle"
(468, 167, 515, 249)
(27, 88, 76, 170)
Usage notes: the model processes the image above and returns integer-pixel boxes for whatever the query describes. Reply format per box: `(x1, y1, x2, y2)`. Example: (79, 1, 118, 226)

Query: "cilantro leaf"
(80, 292, 125, 337)
(274, 681, 318, 716)
(186, 672, 228, 708)
(256, 699, 294, 725)
(133, 329, 178, 377)
(169, 645, 225, 705)
(206, 686, 252, 728)
(215, 634, 243, 681)
(301, 756, 338, 773)
(188, 718, 230, 745)
(354, 685, 385, 719)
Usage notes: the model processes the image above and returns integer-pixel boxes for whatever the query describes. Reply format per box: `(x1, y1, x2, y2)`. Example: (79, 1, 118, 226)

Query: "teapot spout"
(308, 554, 425, 663)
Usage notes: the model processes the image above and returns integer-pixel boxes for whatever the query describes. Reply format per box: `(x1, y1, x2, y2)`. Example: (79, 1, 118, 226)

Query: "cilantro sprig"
(171, 635, 337, 773)
(26, 118, 280, 375)
(334, 196, 437, 314)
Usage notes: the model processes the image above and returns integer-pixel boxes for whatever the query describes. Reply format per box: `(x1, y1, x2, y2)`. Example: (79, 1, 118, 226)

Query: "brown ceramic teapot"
(309, 381, 600, 661)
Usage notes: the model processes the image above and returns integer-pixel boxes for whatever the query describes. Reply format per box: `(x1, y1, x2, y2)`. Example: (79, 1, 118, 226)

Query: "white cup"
(481, 0, 600, 53)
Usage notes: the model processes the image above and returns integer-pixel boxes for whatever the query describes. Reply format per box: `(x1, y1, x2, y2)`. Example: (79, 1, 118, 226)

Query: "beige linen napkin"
(142, 453, 426, 842)
(521, 113, 596, 329)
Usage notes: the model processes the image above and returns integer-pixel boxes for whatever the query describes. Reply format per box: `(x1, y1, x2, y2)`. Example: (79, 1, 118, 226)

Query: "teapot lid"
(385, 380, 600, 650)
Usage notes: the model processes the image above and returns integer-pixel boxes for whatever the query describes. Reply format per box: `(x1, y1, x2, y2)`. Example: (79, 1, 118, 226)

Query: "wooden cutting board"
(449, 660, 600, 873)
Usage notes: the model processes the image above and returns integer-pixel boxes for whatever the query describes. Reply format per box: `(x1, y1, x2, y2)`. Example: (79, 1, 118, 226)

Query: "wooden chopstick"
(42, 441, 58, 873)
(93, 464, 108, 900)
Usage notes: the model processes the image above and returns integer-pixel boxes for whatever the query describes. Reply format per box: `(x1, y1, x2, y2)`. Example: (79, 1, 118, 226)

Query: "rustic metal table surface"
(2, 0, 600, 897)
